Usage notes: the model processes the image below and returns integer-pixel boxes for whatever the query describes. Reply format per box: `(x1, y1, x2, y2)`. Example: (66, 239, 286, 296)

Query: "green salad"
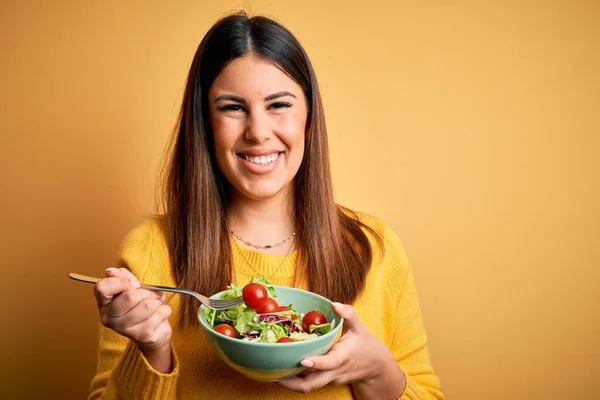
(203, 277, 334, 343)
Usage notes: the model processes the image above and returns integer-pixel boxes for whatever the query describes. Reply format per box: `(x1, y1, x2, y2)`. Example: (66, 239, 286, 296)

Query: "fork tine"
(210, 303, 239, 310)
(218, 298, 244, 307)
(210, 297, 244, 309)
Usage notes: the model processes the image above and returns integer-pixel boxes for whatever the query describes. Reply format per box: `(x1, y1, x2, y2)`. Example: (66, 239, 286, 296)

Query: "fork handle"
(68, 273, 190, 296)
(69, 273, 101, 284)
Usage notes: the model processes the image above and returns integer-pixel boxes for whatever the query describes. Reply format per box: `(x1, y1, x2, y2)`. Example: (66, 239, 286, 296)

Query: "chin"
(237, 181, 293, 201)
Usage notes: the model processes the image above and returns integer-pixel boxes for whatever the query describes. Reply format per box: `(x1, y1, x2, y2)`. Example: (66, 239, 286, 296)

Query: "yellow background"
(1, 1, 598, 399)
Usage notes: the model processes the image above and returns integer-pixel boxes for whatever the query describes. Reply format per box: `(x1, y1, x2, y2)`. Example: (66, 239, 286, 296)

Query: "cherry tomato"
(302, 310, 326, 332)
(214, 324, 237, 338)
(242, 283, 269, 309)
(278, 306, 292, 312)
(277, 337, 294, 343)
(256, 298, 279, 314)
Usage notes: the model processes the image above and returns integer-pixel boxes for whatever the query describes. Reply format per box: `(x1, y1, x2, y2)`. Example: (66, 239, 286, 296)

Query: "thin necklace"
(231, 230, 296, 250)
(233, 235, 295, 280)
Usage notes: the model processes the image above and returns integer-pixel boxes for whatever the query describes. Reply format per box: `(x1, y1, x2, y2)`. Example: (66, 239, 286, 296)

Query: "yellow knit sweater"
(89, 215, 443, 399)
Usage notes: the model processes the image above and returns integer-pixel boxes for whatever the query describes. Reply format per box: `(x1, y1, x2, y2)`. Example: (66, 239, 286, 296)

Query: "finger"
(106, 268, 163, 300)
(300, 347, 345, 371)
(106, 267, 140, 286)
(332, 302, 360, 333)
(108, 288, 163, 320)
(94, 275, 140, 308)
(278, 369, 337, 393)
(109, 297, 162, 331)
(278, 376, 308, 393)
(126, 305, 172, 342)
(143, 304, 172, 327)
(295, 369, 311, 379)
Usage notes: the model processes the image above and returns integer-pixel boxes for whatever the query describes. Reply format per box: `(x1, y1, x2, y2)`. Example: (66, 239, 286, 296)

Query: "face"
(208, 55, 308, 202)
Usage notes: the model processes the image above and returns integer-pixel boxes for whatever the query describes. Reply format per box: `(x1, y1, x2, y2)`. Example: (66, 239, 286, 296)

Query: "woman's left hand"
(278, 303, 406, 399)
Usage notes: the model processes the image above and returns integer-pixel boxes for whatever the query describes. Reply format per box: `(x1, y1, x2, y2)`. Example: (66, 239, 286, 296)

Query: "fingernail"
(106, 267, 118, 273)
(332, 302, 344, 309)
(160, 295, 166, 302)
(301, 359, 314, 368)
(130, 280, 141, 288)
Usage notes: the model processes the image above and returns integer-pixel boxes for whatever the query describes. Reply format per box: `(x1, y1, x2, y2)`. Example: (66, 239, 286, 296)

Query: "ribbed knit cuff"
(112, 341, 179, 400)
(399, 374, 423, 399)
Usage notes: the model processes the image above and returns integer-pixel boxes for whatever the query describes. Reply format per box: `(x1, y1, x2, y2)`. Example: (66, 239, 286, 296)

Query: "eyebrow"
(214, 94, 246, 103)
(264, 91, 297, 101)
(214, 91, 297, 103)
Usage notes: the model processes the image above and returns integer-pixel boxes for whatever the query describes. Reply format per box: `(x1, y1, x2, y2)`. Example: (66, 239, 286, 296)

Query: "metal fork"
(68, 273, 244, 310)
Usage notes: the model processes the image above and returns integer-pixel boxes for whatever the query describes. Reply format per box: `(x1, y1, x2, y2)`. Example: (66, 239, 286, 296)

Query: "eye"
(218, 104, 245, 112)
(268, 102, 292, 110)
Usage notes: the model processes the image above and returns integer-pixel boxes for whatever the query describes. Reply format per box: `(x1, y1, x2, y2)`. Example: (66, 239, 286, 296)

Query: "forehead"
(209, 55, 302, 98)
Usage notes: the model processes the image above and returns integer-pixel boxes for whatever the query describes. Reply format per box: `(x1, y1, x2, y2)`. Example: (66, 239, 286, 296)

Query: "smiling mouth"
(237, 152, 282, 166)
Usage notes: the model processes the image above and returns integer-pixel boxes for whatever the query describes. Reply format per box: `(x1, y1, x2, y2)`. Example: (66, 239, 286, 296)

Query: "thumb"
(331, 302, 360, 333)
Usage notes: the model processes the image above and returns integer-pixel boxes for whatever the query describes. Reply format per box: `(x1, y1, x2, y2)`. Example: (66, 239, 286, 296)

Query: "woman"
(89, 11, 443, 400)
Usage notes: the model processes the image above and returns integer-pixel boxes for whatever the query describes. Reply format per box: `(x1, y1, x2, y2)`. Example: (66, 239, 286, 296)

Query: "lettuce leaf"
(309, 323, 332, 336)
(256, 322, 287, 343)
(250, 276, 276, 298)
(234, 309, 257, 333)
(219, 284, 243, 300)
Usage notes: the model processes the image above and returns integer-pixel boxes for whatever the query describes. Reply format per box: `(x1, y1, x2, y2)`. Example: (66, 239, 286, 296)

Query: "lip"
(237, 149, 283, 157)
(237, 152, 282, 175)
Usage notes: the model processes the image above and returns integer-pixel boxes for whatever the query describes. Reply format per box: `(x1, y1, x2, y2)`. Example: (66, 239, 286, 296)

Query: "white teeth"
(244, 153, 279, 166)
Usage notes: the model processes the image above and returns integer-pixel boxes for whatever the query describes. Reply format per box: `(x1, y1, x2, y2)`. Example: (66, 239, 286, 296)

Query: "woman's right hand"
(94, 267, 173, 372)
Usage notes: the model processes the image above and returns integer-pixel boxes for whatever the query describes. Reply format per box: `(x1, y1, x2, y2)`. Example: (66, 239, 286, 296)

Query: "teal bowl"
(197, 286, 344, 382)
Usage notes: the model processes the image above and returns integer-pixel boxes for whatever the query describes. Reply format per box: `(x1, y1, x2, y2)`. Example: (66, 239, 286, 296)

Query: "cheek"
(277, 113, 306, 147)
(211, 116, 244, 153)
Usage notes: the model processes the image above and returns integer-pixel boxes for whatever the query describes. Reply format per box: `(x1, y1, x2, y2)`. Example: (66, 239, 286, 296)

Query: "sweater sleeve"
(88, 219, 180, 399)
(381, 224, 444, 400)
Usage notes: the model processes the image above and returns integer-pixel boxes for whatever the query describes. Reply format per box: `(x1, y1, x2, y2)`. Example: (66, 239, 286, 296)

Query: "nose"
(245, 109, 271, 143)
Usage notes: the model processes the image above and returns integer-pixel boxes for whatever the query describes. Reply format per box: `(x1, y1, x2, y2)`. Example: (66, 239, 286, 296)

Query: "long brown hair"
(161, 11, 382, 326)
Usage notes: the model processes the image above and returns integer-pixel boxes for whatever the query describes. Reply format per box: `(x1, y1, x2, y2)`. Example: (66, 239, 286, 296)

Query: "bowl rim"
(197, 285, 344, 347)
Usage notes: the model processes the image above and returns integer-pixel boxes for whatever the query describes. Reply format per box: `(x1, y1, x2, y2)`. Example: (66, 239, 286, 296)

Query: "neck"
(227, 186, 296, 253)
